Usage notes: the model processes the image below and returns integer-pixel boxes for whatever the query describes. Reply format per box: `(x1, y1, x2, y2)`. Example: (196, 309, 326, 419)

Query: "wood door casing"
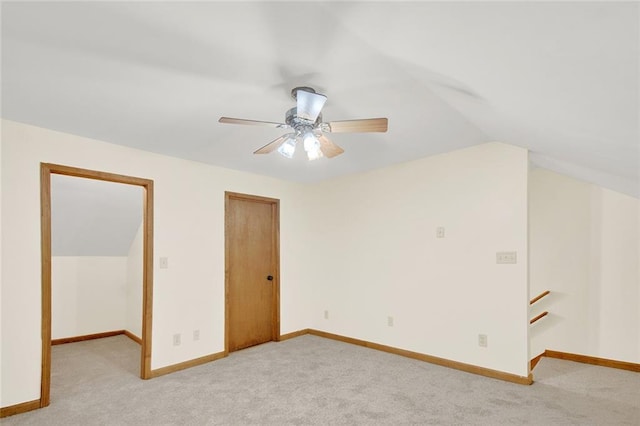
(225, 192, 280, 352)
(40, 163, 154, 408)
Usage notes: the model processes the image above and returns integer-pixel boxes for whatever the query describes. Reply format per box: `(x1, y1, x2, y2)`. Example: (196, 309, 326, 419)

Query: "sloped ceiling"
(51, 175, 142, 256)
(2, 1, 638, 197)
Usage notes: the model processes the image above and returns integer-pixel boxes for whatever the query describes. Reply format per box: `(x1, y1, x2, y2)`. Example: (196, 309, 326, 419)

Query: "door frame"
(40, 163, 154, 407)
(224, 191, 280, 354)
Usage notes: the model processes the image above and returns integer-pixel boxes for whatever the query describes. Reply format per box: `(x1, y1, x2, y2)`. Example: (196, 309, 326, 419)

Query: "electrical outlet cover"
(478, 334, 488, 347)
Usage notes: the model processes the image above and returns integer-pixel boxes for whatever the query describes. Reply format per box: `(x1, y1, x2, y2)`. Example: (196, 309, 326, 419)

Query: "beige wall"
(306, 142, 530, 377)
(529, 168, 639, 362)
(51, 256, 128, 339)
(51, 227, 145, 340)
(0, 120, 311, 406)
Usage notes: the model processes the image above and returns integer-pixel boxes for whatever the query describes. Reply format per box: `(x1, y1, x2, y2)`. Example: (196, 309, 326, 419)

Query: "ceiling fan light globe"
(302, 131, 323, 161)
(303, 132, 318, 152)
(307, 147, 323, 161)
(277, 138, 296, 159)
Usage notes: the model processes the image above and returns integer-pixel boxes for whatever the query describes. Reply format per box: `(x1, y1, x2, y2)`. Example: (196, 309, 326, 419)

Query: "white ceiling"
(2, 1, 638, 196)
(51, 174, 143, 256)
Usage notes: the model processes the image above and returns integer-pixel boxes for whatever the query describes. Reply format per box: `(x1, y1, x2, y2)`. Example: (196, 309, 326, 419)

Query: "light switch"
(159, 257, 169, 269)
(496, 252, 517, 264)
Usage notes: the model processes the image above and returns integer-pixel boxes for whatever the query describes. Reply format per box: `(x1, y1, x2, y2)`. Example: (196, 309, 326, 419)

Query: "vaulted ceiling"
(2, 2, 638, 196)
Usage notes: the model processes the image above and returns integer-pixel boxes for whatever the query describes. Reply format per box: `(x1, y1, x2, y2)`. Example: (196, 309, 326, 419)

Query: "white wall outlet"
(324, 310, 329, 320)
(193, 329, 200, 341)
(478, 334, 488, 347)
(496, 251, 517, 264)
(436, 226, 445, 238)
(387, 316, 394, 327)
(173, 333, 181, 346)
(159, 256, 169, 269)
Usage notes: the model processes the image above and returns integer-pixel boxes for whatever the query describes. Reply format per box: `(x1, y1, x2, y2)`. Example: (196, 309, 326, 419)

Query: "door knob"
(267, 275, 274, 281)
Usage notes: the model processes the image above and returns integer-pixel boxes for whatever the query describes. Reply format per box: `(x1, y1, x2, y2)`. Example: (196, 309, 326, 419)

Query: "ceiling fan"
(219, 87, 388, 161)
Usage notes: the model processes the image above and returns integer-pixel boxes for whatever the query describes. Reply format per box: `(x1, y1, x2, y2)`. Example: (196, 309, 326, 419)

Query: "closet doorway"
(40, 163, 154, 407)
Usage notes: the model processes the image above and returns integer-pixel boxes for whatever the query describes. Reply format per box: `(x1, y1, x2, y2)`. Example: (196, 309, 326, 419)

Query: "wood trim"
(544, 350, 640, 373)
(52, 330, 126, 345)
(148, 351, 227, 378)
(530, 290, 550, 305)
(307, 329, 533, 385)
(224, 193, 230, 356)
(40, 163, 154, 408)
(529, 311, 548, 324)
(41, 163, 153, 186)
(141, 179, 154, 379)
(225, 192, 281, 204)
(272, 198, 281, 342)
(224, 191, 281, 353)
(279, 329, 311, 341)
(50, 330, 142, 346)
(124, 330, 143, 345)
(530, 352, 545, 370)
(0, 399, 41, 418)
(40, 165, 52, 407)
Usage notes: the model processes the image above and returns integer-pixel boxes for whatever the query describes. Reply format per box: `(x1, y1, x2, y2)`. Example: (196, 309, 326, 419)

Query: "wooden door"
(225, 192, 279, 352)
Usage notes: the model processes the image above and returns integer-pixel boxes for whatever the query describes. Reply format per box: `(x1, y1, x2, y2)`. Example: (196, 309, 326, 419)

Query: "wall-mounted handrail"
(530, 290, 550, 305)
(530, 311, 549, 325)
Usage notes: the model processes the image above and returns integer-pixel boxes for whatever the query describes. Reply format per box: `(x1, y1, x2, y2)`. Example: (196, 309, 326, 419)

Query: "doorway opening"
(224, 192, 280, 353)
(40, 163, 154, 407)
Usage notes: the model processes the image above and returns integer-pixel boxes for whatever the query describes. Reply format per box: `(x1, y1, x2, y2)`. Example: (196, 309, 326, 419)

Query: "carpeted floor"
(4, 334, 639, 425)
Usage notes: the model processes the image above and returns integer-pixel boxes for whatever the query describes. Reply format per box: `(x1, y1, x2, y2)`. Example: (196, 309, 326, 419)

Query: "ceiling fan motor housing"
(290, 86, 317, 100)
(285, 107, 322, 133)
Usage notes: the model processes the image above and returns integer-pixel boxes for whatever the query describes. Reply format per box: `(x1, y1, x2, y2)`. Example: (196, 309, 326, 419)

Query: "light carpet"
(4, 334, 639, 425)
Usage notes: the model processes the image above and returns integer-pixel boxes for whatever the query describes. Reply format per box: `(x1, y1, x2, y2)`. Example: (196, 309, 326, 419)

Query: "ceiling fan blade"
(325, 118, 388, 133)
(317, 135, 344, 158)
(253, 134, 293, 154)
(219, 117, 287, 128)
(296, 90, 327, 122)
